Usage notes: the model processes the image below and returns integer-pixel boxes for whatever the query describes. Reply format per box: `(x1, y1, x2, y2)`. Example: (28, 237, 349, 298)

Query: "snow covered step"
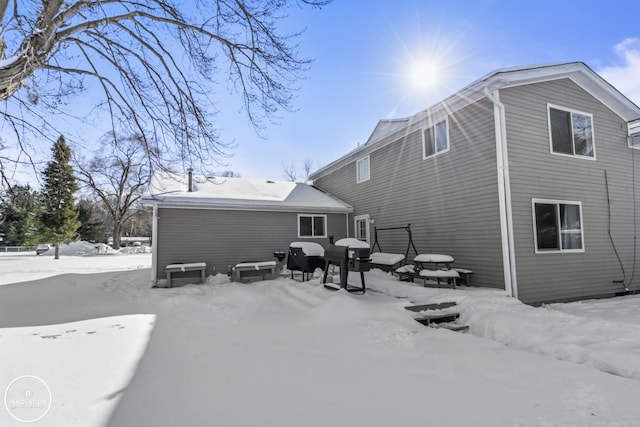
(432, 323, 470, 333)
(404, 302, 457, 312)
(404, 302, 468, 332)
(413, 312, 460, 326)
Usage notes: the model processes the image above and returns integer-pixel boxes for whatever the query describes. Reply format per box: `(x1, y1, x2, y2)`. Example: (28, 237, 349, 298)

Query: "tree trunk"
(54, 243, 60, 260)
(112, 222, 122, 249)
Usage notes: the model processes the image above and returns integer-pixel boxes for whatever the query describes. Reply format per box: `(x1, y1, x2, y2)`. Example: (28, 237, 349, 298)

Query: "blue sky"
(217, 0, 640, 181)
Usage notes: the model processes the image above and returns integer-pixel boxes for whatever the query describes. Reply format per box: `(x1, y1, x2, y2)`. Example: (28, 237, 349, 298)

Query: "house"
(309, 62, 640, 305)
(142, 172, 352, 286)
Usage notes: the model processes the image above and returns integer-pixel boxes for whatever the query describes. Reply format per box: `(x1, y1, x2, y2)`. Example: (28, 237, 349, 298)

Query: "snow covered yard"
(2, 250, 640, 426)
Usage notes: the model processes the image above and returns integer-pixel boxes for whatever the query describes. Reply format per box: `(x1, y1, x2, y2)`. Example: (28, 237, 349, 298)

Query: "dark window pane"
(550, 108, 573, 155)
(572, 113, 593, 157)
(299, 216, 312, 236)
(424, 128, 435, 157)
(435, 121, 448, 152)
(313, 216, 325, 236)
(535, 203, 559, 250)
(356, 219, 367, 240)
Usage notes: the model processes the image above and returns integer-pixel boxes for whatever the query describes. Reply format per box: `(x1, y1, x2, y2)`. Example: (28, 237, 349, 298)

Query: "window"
(423, 119, 449, 159)
(354, 215, 370, 242)
(532, 199, 584, 253)
(548, 105, 594, 158)
(298, 214, 327, 238)
(356, 156, 370, 183)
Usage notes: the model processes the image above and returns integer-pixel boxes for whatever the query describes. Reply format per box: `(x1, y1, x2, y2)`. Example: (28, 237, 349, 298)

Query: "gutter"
(484, 87, 518, 299)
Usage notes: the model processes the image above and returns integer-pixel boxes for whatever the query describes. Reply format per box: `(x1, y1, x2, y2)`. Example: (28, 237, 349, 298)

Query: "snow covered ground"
(2, 247, 640, 426)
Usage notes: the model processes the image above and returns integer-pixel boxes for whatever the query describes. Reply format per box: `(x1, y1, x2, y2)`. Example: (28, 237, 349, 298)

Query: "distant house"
(310, 62, 640, 305)
(142, 172, 352, 286)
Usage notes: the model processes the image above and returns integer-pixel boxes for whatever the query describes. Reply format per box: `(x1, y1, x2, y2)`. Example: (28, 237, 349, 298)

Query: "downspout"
(484, 87, 518, 299)
(346, 213, 350, 238)
(151, 204, 159, 284)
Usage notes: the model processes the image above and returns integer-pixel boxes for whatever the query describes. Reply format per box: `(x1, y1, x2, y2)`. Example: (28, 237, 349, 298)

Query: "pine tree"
(1, 185, 41, 246)
(40, 135, 80, 258)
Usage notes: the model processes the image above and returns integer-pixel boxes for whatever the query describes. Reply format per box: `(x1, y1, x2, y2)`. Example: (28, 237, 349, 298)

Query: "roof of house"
(142, 172, 353, 213)
(309, 62, 640, 181)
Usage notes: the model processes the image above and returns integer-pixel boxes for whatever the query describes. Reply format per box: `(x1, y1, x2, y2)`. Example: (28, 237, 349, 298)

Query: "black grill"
(287, 242, 326, 281)
(322, 238, 371, 293)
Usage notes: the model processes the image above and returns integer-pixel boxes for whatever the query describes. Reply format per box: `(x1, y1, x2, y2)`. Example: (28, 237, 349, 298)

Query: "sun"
(409, 60, 442, 90)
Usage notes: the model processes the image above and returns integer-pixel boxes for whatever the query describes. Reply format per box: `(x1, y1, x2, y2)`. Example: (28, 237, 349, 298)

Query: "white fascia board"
(145, 199, 353, 214)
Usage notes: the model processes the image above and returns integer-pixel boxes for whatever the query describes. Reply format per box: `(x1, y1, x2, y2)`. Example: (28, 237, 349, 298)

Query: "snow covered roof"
(309, 62, 640, 181)
(142, 172, 352, 213)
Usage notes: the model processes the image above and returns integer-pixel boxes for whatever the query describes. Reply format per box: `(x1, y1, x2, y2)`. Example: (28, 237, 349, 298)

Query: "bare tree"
(282, 158, 313, 182)
(74, 133, 152, 249)
(282, 161, 298, 182)
(0, 0, 331, 184)
(303, 158, 314, 181)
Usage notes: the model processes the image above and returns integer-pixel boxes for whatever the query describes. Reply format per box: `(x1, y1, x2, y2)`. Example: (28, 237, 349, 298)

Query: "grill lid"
(334, 238, 370, 249)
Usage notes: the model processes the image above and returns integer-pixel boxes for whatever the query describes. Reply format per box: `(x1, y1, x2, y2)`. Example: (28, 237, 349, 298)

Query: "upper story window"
(548, 105, 595, 159)
(356, 155, 370, 183)
(298, 214, 327, 238)
(532, 199, 584, 253)
(423, 119, 449, 159)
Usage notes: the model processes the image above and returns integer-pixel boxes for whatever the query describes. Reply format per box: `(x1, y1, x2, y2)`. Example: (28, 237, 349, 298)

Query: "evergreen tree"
(77, 198, 107, 243)
(40, 136, 80, 258)
(0, 185, 41, 246)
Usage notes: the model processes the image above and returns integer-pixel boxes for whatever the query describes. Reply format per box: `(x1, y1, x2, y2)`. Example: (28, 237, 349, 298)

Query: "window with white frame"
(423, 119, 449, 159)
(354, 215, 370, 242)
(548, 105, 594, 158)
(356, 156, 370, 183)
(532, 199, 584, 253)
(298, 214, 327, 238)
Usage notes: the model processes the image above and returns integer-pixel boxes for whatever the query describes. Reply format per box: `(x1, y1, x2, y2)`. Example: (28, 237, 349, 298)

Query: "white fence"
(0, 246, 37, 252)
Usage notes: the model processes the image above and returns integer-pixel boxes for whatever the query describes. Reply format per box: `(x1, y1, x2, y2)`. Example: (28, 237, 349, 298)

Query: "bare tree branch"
(0, 0, 332, 186)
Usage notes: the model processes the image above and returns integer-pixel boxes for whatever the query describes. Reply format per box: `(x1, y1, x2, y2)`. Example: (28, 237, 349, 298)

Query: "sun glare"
(409, 60, 441, 90)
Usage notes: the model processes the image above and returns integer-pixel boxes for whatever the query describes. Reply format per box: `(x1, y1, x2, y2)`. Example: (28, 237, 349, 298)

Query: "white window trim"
(422, 118, 450, 160)
(547, 103, 596, 161)
(531, 198, 585, 254)
(297, 214, 327, 238)
(354, 214, 370, 243)
(356, 155, 370, 183)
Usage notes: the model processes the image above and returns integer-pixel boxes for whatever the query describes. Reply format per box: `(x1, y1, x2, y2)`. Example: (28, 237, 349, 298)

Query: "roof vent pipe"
(187, 168, 193, 192)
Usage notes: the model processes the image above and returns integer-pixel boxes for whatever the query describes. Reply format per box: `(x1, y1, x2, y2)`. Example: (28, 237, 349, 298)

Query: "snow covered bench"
(453, 268, 474, 286)
(232, 261, 278, 282)
(418, 269, 460, 289)
(165, 262, 207, 287)
(369, 252, 406, 272)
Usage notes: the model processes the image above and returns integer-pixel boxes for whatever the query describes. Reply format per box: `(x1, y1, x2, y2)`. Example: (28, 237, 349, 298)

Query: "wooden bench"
(419, 269, 460, 288)
(165, 262, 207, 287)
(369, 252, 406, 272)
(232, 261, 277, 282)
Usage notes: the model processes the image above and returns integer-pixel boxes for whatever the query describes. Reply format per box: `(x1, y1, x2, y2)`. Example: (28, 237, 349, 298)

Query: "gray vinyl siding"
(502, 78, 640, 304)
(155, 208, 348, 283)
(314, 98, 505, 289)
